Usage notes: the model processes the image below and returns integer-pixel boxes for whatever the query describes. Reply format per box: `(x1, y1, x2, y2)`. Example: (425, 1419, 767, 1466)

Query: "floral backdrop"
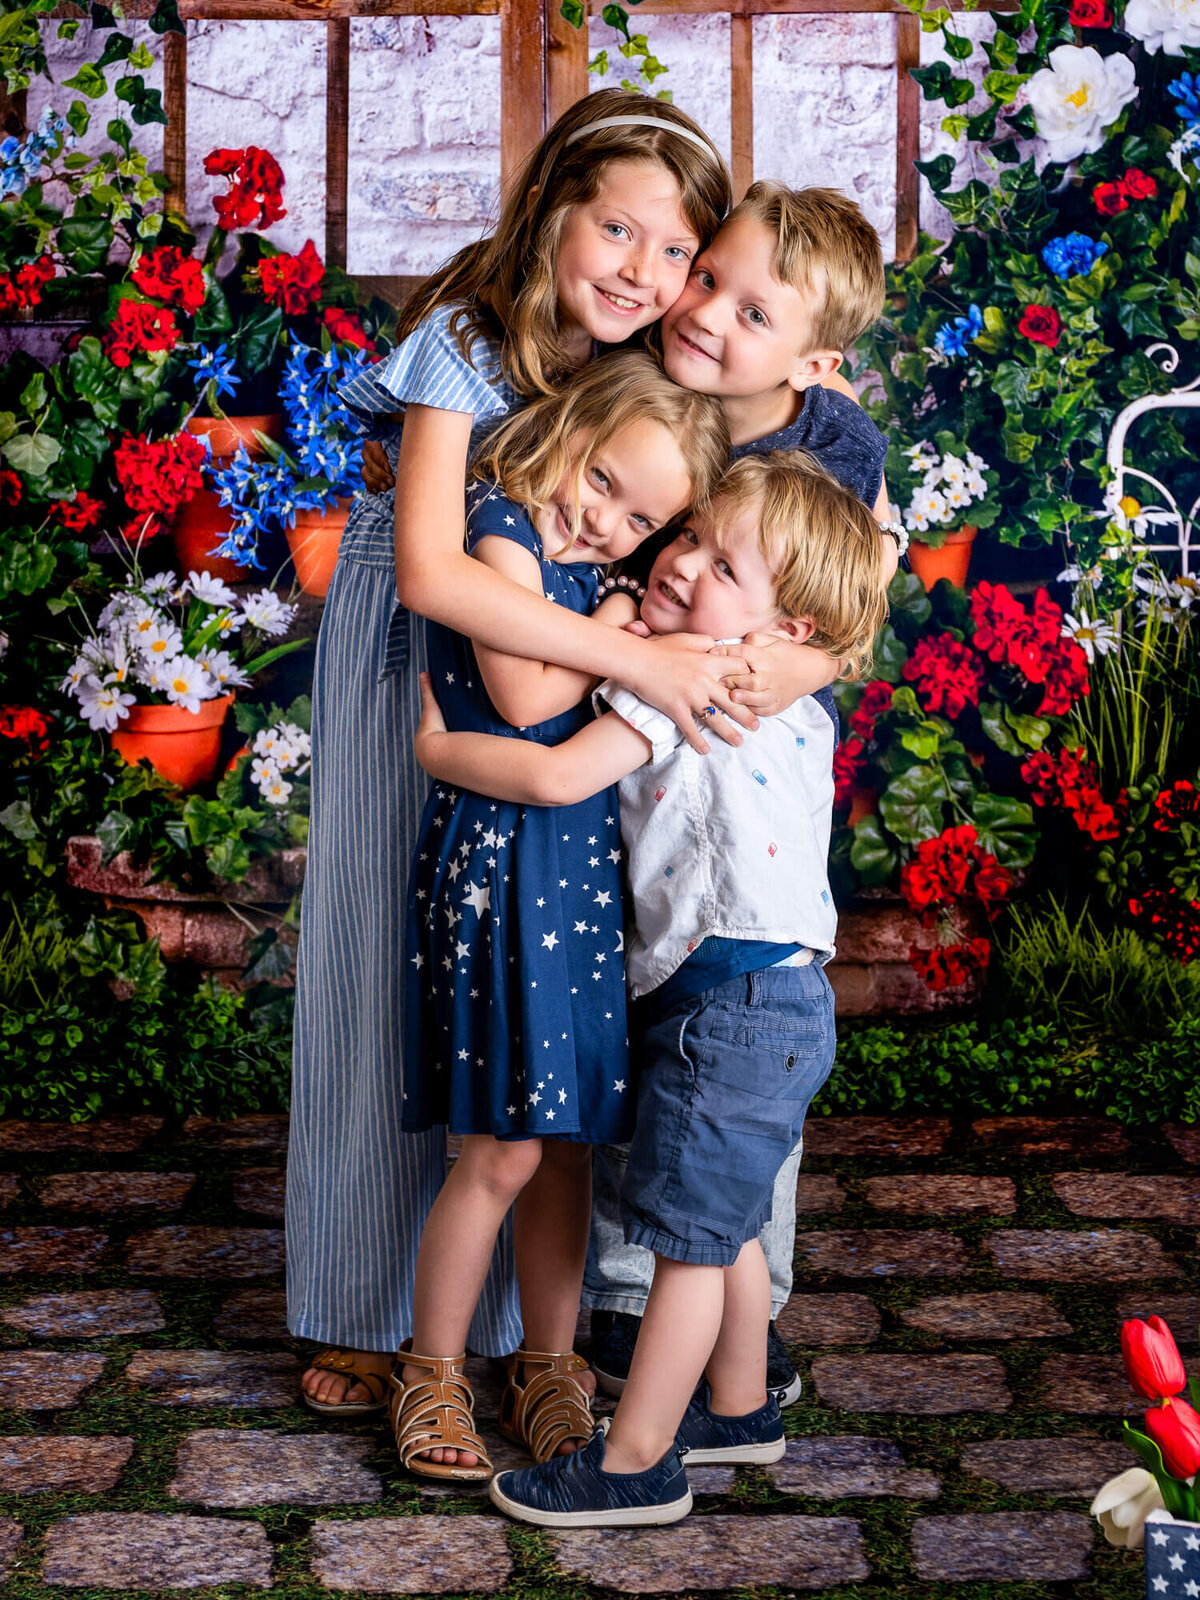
(0, 0, 1198, 1123)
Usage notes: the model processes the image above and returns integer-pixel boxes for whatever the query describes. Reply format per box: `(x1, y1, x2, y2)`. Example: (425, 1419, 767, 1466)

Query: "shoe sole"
(488, 1476, 693, 1528)
(772, 1372, 804, 1409)
(682, 1436, 786, 1466)
(592, 1363, 628, 1399)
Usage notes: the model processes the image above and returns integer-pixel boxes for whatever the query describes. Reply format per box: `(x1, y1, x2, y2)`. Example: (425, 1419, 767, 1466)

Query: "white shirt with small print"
(594, 680, 839, 999)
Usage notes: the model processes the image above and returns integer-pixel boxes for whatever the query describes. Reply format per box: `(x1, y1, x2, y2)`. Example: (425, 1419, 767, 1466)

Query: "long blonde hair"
(713, 452, 889, 680)
(475, 351, 730, 554)
(397, 90, 731, 398)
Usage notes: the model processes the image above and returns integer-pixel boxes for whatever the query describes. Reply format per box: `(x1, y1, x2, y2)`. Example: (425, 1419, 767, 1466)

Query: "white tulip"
(1090, 1467, 1165, 1548)
(1123, 0, 1200, 56)
(1026, 46, 1138, 164)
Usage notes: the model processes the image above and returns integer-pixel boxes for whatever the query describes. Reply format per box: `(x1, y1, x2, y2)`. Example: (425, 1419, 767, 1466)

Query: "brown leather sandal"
(302, 1348, 389, 1416)
(498, 1347, 594, 1463)
(389, 1341, 493, 1482)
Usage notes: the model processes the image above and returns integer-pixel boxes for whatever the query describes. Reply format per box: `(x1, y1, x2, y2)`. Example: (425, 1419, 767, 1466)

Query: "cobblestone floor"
(2, 1110, 1197, 1597)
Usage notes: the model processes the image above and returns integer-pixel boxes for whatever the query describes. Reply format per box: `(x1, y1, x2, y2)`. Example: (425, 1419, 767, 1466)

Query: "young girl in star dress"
(391, 351, 729, 1483)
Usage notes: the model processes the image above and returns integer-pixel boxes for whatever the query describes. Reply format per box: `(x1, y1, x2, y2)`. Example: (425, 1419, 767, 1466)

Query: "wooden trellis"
(40, 0, 1018, 296)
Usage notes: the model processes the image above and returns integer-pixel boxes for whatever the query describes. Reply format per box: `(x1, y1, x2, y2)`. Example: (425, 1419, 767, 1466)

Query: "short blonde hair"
(712, 452, 888, 680)
(474, 351, 730, 554)
(730, 181, 885, 355)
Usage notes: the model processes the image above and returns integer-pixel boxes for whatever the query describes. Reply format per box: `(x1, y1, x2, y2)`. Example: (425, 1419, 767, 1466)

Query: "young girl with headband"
(391, 351, 728, 1481)
(290, 90, 744, 1417)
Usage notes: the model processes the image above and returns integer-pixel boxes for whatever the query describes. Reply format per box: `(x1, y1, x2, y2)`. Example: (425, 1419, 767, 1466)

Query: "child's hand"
(712, 633, 837, 715)
(625, 633, 757, 754)
(361, 441, 396, 496)
(415, 672, 448, 772)
(623, 619, 653, 637)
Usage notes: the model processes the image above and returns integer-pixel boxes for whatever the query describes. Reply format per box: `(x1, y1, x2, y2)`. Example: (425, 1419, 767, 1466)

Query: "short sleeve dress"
(402, 483, 634, 1145)
(287, 305, 524, 1357)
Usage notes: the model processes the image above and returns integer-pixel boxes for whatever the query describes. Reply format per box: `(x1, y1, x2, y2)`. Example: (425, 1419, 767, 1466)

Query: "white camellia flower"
(1123, 0, 1200, 54)
(78, 677, 135, 732)
(1026, 46, 1138, 164)
(1090, 1468, 1165, 1549)
(188, 570, 239, 608)
(162, 654, 215, 714)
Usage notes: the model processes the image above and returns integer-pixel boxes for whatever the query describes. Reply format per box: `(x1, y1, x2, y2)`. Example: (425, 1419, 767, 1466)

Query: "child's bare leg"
(602, 1255, 724, 1473)
(705, 1238, 771, 1416)
(514, 1138, 593, 1352)
(406, 1133, 542, 1464)
(512, 1138, 595, 1452)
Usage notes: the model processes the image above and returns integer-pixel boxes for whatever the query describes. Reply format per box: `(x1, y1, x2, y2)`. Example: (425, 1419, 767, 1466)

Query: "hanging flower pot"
(171, 415, 285, 583)
(285, 498, 352, 598)
(111, 693, 235, 790)
(908, 526, 978, 592)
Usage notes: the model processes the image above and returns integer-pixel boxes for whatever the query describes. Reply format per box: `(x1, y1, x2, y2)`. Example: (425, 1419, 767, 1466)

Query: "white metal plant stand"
(1106, 344, 1200, 578)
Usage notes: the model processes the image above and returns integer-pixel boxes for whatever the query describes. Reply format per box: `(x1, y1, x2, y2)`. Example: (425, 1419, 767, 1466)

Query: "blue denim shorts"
(619, 961, 836, 1267)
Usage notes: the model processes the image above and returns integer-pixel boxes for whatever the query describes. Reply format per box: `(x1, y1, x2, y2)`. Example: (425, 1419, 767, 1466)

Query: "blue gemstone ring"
(703, 705, 717, 717)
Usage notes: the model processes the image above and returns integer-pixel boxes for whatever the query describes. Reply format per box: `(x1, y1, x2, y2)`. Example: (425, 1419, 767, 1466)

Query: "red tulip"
(1122, 1316, 1188, 1400)
(1144, 1395, 1200, 1479)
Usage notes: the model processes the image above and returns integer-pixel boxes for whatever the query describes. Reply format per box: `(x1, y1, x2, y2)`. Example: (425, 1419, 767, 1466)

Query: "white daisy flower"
(78, 676, 135, 732)
(261, 769, 293, 806)
(1061, 611, 1119, 662)
(162, 654, 214, 714)
(240, 590, 296, 637)
(142, 571, 177, 600)
(251, 755, 280, 789)
(135, 619, 184, 663)
(213, 608, 247, 638)
(61, 654, 94, 694)
(197, 650, 251, 690)
(188, 570, 239, 608)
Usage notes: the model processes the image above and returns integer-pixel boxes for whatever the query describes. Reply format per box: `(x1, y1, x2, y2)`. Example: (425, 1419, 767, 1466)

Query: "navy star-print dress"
(402, 483, 633, 1144)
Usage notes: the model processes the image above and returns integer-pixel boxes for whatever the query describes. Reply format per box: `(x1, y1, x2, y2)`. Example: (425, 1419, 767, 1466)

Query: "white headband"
(564, 114, 719, 161)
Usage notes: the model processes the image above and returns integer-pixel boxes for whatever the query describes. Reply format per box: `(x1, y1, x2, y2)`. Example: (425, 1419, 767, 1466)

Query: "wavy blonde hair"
(713, 452, 889, 679)
(474, 351, 730, 556)
(396, 90, 731, 397)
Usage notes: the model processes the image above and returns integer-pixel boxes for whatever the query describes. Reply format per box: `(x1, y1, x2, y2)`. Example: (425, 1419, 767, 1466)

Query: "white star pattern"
(1152, 1579, 1167, 1594)
(455, 940, 471, 960)
(594, 890, 612, 908)
(558, 1088, 567, 1104)
(574, 921, 588, 934)
(542, 932, 560, 951)
(1170, 1554, 1186, 1572)
(1187, 1536, 1200, 1552)
(463, 881, 491, 917)
(614, 1079, 625, 1092)
(410, 953, 425, 969)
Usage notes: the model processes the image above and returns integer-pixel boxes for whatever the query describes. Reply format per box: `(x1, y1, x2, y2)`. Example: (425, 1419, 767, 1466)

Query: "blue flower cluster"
(188, 345, 241, 402)
(205, 341, 374, 567)
(1041, 233, 1109, 280)
(1169, 71, 1200, 129)
(934, 303, 983, 360)
(1, 107, 70, 200)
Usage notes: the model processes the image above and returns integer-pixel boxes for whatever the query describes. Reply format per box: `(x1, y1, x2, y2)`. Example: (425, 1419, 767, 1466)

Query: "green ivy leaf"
(914, 155, 955, 194)
(97, 809, 138, 865)
(942, 29, 972, 60)
(560, 0, 585, 26)
(95, 31, 133, 70)
(66, 99, 91, 138)
(62, 62, 108, 98)
(0, 801, 38, 841)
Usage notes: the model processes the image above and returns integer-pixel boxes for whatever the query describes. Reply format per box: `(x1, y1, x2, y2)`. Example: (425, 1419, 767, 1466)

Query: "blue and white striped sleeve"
(339, 304, 506, 436)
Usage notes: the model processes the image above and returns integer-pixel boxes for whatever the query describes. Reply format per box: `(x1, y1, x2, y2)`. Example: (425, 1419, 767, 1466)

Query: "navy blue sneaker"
(767, 1322, 803, 1408)
(676, 1382, 785, 1465)
(488, 1423, 693, 1527)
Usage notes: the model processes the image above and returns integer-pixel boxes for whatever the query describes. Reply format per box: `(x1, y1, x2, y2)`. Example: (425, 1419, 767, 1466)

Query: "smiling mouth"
(674, 328, 717, 362)
(596, 287, 645, 315)
(656, 579, 687, 608)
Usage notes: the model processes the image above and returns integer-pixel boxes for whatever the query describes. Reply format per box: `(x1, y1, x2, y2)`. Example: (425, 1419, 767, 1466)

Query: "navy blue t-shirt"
(731, 383, 887, 508)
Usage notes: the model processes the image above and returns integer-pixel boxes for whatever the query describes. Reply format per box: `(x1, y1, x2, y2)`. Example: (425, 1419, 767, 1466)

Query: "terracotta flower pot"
(908, 525, 978, 592)
(847, 786, 878, 828)
(171, 415, 285, 583)
(111, 693, 235, 790)
(285, 499, 351, 598)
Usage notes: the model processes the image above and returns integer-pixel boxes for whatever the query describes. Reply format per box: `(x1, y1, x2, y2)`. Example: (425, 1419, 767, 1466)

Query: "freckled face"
(544, 419, 695, 567)
(554, 159, 701, 351)
(640, 499, 781, 638)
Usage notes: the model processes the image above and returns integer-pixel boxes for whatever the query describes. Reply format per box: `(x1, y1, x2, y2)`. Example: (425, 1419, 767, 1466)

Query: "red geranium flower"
(204, 145, 287, 231)
(1018, 305, 1062, 348)
(832, 735, 866, 810)
(49, 491, 106, 533)
(903, 635, 985, 719)
(113, 431, 207, 543)
(0, 254, 55, 313)
(1122, 167, 1157, 201)
(968, 583, 1090, 718)
(0, 469, 21, 507)
(1153, 779, 1200, 832)
(322, 305, 377, 352)
(104, 300, 181, 369)
(0, 705, 51, 756)
(259, 239, 324, 316)
(131, 246, 206, 316)
(909, 937, 991, 991)
(1093, 181, 1129, 216)
(850, 679, 894, 741)
(1069, 0, 1112, 23)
